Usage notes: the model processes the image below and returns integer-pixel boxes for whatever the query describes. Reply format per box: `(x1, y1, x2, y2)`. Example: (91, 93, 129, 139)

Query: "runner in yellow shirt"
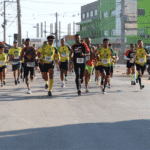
(8, 40, 22, 85)
(37, 35, 58, 96)
(97, 38, 116, 94)
(132, 40, 150, 89)
(58, 38, 71, 87)
(0, 44, 9, 87)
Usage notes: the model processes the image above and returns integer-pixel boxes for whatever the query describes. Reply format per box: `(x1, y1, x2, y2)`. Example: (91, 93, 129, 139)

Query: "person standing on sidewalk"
(20, 38, 37, 94)
(8, 40, 22, 85)
(70, 34, 90, 96)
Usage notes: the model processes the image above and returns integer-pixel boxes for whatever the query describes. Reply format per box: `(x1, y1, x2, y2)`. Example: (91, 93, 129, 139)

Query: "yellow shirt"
(38, 44, 57, 64)
(97, 47, 112, 67)
(0, 53, 7, 67)
(135, 48, 146, 66)
(8, 47, 22, 56)
(58, 45, 70, 62)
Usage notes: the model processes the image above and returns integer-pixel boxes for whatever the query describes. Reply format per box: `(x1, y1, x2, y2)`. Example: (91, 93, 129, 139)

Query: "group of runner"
(0, 35, 149, 96)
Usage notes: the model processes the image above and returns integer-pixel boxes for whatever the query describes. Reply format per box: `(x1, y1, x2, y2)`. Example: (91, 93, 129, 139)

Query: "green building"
(76, 0, 150, 50)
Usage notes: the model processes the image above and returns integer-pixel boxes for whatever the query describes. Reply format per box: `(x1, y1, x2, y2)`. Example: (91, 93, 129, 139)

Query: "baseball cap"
(13, 40, 18, 43)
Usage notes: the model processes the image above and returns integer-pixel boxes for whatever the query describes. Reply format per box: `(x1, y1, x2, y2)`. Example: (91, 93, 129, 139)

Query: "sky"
(0, 0, 96, 45)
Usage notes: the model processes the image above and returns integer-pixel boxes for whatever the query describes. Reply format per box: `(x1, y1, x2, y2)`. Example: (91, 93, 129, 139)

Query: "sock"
(99, 76, 101, 81)
(133, 74, 136, 82)
(65, 75, 67, 78)
(138, 75, 142, 87)
(62, 81, 64, 84)
(136, 72, 139, 79)
(131, 74, 133, 81)
(28, 86, 30, 90)
(46, 81, 48, 85)
(49, 79, 53, 91)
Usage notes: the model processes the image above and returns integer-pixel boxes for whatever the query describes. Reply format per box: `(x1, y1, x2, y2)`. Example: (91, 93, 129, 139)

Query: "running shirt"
(24, 47, 35, 67)
(110, 50, 117, 66)
(4, 53, 8, 66)
(58, 45, 71, 62)
(97, 46, 114, 67)
(8, 47, 22, 64)
(71, 43, 90, 64)
(38, 44, 58, 64)
(135, 48, 149, 66)
(125, 50, 136, 64)
(0, 53, 7, 67)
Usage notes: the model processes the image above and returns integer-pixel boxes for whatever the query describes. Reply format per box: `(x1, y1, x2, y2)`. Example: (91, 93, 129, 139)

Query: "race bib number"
(86, 56, 90, 61)
(61, 53, 67, 57)
(0, 61, 5, 66)
(45, 56, 52, 62)
(14, 55, 19, 59)
(101, 59, 108, 64)
(76, 58, 84, 64)
(139, 58, 145, 63)
(12, 61, 20, 65)
(27, 62, 35, 67)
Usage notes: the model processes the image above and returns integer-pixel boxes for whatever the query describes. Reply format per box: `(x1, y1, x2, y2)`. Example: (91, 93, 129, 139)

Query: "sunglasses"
(48, 40, 53, 42)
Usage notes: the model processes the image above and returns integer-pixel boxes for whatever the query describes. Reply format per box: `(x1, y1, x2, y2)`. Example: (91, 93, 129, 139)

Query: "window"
(90, 11, 93, 17)
(86, 12, 89, 18)
(95, 10, 98, 16)
(111, 29, 116, 36)
(104, 30, 108, 36)
(82, 13, 85, 19)
(99, 0, 101, 6)
(100, 11, 101, 19)
(138, 9, 145, 16)
(103, 12, 108, 18)
(111, 10, 115, 17)
(82, 26, 87, 31)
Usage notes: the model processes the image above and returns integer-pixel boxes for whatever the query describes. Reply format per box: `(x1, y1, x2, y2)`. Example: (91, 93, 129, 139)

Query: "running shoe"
(18, 79, 20, 84)
(61, 83, 65, 88)
(77, 90, 81, 96)
(27, 89, 31, 94)
(1, 83, 3, 87)
(85, 89, 89, 93)
(15, 80, 17, 85)
(131, 81, 133, 85)
(136, 79, 138, 83)
(132, 82, 136, 85)
(3, 81, 6, 85)
(102, 89, 106, 94)
(48, 91, 52, 96)
(140, 85, 144, 90)
(45, 84, 48, 89)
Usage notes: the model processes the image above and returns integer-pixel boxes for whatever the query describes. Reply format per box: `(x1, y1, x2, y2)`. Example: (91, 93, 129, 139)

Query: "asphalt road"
(0, 64, 150, 150)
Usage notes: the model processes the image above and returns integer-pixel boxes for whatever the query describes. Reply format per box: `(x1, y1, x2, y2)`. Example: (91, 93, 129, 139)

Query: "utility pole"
(59, 21, 61, 41)
(27, 31, 28, 38)
(3, 1, 6, 43)
(41, 22, 43, 38)
(56, 12, 58, 47)
(121, 0, 125, 53)
(17, 0, 22, 47)
(45, 21, 46, 37)
(73, 22, 75, 35)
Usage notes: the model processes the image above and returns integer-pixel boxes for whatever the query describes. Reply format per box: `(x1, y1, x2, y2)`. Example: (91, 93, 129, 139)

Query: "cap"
(13, 40, 18, 43)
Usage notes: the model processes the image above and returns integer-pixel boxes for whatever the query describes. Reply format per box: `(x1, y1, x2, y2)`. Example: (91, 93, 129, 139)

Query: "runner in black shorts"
(124, 44, 136, 85)
(20, 38, 37, 94)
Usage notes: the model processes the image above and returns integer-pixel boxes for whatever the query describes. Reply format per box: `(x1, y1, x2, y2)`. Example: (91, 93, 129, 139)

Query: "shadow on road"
(0, 120, 150, 150)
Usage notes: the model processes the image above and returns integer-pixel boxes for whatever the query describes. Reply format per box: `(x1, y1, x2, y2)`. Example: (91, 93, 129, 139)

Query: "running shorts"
(127, 62, 135, 68)
(12, 62, 21, 71)
(85, 64, 94, 75)
(39, 63, 44, 72)
(43, 62, 54, 72)
(59, 61, 68, 71)
(24, 66, 35, 77)
(0, 66, 5, 72)
(100, 66, 111, 75)
(136, 64, 146, 75)
(110, 66, 114, 73)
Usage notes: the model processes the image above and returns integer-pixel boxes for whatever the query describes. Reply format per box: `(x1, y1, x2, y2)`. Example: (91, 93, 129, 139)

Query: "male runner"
(20, 39, 37, 94)
(124, 44, 136, 85)
(8, 40, 22, 85)
(71, 34, 90, 96)
(97, 38, 116, 94)
(33, 44, 38, 78)
(95, 44, 101, 85)
(58, 38, 71, 87)
(84, 38, 95, 92)
(38, 35, 58, 96)
(0, 44, 8, 87)
(132, 40, 150, 89)
(108, 43, 118, 88)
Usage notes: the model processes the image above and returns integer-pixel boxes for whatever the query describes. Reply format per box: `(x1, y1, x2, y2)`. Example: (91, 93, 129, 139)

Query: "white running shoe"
(27, 89, 31, 94)
(61, 83, 65, 88)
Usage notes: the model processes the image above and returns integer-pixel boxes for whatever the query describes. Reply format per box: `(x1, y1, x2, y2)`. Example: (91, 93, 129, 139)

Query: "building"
(77, 0, 150, 50)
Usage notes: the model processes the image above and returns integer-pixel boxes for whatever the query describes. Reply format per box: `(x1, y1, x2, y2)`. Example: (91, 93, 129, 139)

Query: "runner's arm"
(20, 48, 24, 61)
